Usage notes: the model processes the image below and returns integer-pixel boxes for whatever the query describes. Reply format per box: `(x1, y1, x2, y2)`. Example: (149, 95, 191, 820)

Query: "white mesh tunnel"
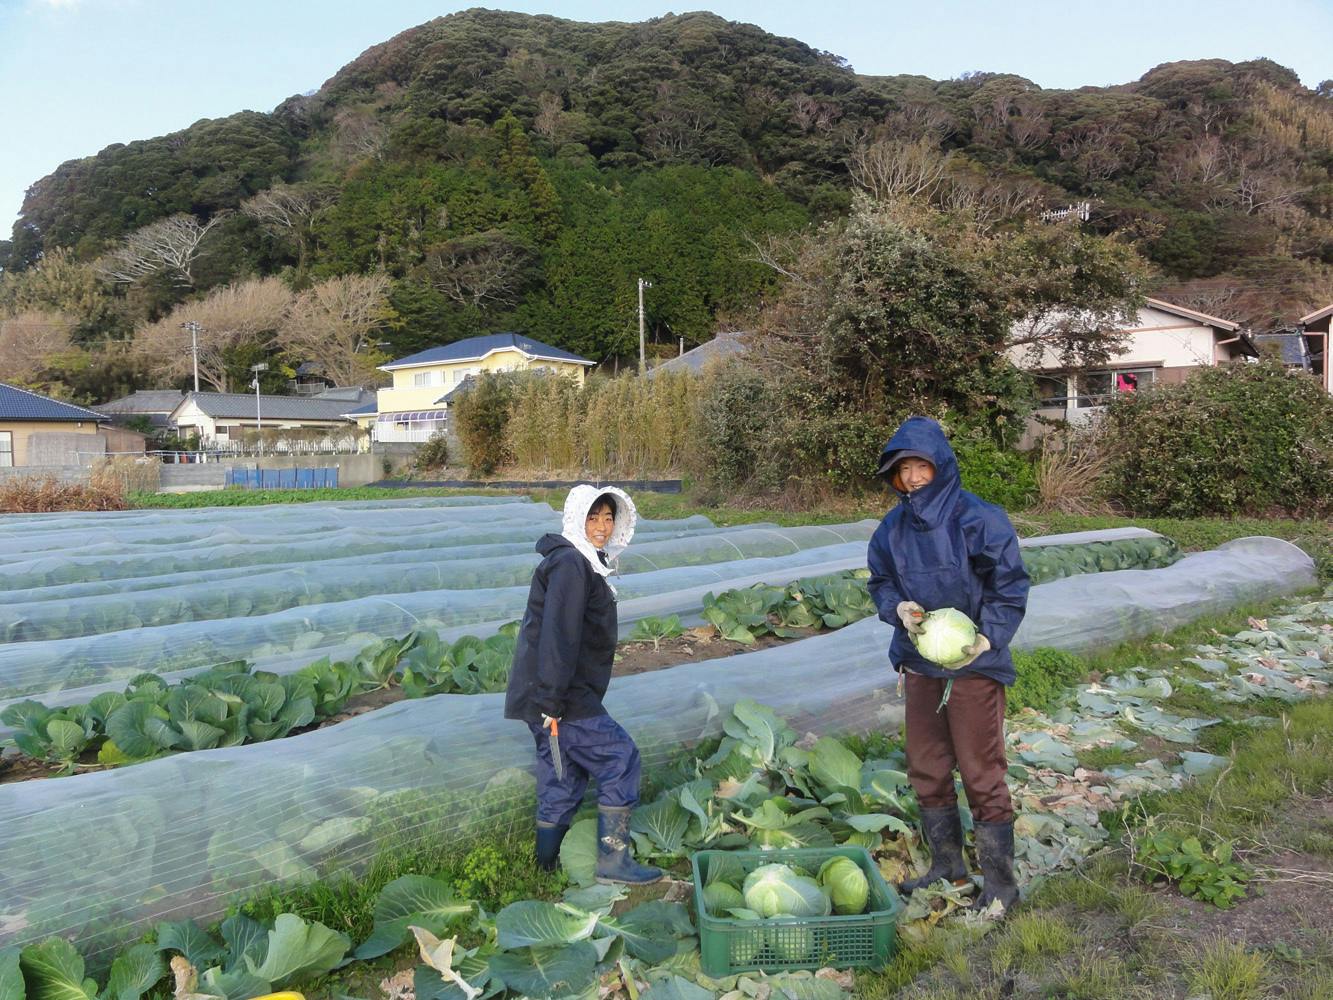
(0, 532, 1315, 967)
(0, 541, 877, 705)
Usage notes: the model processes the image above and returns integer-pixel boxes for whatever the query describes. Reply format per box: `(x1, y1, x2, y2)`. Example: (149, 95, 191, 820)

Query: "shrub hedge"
(1102, 358, 1333, 518)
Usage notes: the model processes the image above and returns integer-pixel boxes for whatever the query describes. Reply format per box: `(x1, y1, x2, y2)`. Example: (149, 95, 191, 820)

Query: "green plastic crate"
(691, 846, 901, 977)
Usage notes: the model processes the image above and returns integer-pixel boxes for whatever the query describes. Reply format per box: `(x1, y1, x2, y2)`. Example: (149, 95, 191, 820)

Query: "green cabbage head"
(911, 607, 978, 668)
(703, 881, 745, 915)
(818, 856, 870, 915)
(742, 863, 832, 918)
(768, 923, 816, 962)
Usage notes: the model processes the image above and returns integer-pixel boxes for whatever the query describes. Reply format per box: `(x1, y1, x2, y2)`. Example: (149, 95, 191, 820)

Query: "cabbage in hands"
(742, 863, 832, 918)
(817, 856, 869, 915)
(910, 607, 978, 668)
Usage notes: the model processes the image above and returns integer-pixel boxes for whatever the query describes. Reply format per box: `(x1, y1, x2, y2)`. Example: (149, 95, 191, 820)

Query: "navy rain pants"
(527, 713, 642, 826)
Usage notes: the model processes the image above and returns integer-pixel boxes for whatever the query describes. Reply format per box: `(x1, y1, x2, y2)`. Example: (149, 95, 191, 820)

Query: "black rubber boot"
(899, 806, 969, 894)
(535, 821, 568, 872)
(594, 806, 663, 885)
(972, 819, 1020, 913)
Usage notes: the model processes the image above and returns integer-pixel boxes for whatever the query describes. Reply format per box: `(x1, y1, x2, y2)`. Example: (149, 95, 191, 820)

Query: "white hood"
(561, 484, 637, 580)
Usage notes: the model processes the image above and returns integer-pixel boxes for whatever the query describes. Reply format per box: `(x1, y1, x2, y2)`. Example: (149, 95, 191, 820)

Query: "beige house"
(167, 391, 371, 447)
(372, 333, 594, 442)
(0, 382, 106, 467)
(1014, 298, 1255, 427)
(1297, 303, 1333, 394)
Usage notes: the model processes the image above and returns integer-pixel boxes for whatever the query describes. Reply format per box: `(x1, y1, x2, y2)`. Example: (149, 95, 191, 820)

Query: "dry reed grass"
(91, 455, 161, 494)
(1032, 426, 1112, 515)
(507, 370, 700, 477)
(0, 474, 128, 512)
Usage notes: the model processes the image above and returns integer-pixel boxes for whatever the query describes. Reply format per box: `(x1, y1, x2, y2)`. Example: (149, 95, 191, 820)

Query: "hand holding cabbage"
(909, 607, 986, 669)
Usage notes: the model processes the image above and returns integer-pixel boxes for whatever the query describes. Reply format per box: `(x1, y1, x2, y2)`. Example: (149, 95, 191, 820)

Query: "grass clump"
(988, 912, 1078, 974)
(1185, 937, 1271, 1000)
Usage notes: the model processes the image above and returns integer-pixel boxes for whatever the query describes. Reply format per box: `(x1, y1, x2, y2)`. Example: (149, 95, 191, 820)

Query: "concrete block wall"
(0, 465, 90, 484)
(28, 432, 106, 467)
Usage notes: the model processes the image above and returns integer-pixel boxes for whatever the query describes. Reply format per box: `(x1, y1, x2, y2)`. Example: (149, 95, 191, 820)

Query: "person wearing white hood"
(504, 485, 663, 884)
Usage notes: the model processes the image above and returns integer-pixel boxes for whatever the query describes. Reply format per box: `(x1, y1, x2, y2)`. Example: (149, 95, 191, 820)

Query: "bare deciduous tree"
(884, 101, 957, 143)
(790, 93, 841, 134)
(848, 138, 953, 201)
(134, 277, 292, 392)
(533, 92, 565, 142)
(1006, 95, 1049, 151)
(0, 310, 75, 382)
(1055, 123, 1131, 183)
(241, 184, 336, 271)
(278, 273, 392, 388)
(97, 213, 229, 287)
(643, 81, 720, 162)
(422, 231, 534, 311)
(333, 107, 386, 162)
(1163, 283, 1246, 322)
(937, 174, 1044, 230)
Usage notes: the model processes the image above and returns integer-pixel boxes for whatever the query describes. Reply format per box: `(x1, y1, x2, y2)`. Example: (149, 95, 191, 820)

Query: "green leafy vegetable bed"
(1, 533, 1186, 777)
(2, 588, 1329, 999)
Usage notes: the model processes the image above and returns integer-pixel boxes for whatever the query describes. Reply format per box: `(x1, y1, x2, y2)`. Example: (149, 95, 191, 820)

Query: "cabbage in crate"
(817, 855, 869, 915)
(742, 863, 832, 918)
(910, 607, 978, 668)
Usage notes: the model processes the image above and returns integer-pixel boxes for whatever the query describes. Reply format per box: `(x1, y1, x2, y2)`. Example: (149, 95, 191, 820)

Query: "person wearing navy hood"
(867, 416, 1030, 913)
(505, 485, 662, 885)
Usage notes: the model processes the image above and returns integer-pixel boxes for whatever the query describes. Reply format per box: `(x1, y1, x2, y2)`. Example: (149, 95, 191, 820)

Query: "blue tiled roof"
(1251, 332, 1310, 368)
(343, 402, 378, 417)
(382, 333, 594, 370)
(0, 382, 105, 422)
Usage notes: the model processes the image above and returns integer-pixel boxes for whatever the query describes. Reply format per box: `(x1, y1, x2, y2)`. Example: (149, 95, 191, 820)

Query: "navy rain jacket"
(867, 417, 1030, 686)
(504, 533, 619, 724)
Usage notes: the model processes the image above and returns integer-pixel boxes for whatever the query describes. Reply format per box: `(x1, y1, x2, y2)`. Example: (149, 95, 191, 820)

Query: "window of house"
(453, 370, 466, 384)
(1114, 368, 1155, 393)
(1075, 371, 1113, 408)
(1075, 368, 1156, 407)
(1034, 376, 1068, 408)
(0, 431, 11, 468)
(413, 371, 434, 387)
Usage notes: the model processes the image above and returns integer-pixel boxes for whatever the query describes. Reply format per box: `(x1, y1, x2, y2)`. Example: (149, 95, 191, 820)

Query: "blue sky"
(1, 0, 1330, 232)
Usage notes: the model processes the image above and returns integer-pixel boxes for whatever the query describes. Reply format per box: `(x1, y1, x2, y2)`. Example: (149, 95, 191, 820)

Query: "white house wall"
(1011, 306, 1220, 371)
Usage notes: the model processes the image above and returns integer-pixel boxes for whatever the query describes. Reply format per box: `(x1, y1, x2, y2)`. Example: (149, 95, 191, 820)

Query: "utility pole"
(637, 278, 652, 374)
(181, 321, 202, 392)
(250, 363, 268, 458)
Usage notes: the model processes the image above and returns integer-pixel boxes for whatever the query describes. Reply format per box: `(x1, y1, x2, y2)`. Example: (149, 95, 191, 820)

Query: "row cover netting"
(0, 525, 870, 644)
(0, 534, 1314, 967)
(0, 496, 875, 707)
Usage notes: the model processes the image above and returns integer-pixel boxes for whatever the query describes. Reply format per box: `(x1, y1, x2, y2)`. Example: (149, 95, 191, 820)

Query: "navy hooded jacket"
(867, 417, 1030, 686)
(504, 533, 619, 724)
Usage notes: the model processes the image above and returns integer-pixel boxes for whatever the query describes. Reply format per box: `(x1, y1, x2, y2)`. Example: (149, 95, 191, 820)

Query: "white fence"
(373, 426, 439, 444)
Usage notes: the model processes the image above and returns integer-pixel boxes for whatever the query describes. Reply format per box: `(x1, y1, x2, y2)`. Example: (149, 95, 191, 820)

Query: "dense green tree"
(6, 8, 1332, 396)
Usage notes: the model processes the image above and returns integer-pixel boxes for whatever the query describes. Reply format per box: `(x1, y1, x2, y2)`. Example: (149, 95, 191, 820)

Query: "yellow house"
(370, 333, 595, 442)
(0, 382, 106, 467)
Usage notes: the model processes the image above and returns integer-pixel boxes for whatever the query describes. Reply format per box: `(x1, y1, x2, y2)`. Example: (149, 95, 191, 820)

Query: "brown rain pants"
(904, 672, 1014, 823)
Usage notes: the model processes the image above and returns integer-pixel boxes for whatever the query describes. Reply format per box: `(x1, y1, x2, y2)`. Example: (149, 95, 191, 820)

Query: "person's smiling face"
(895, 457, 936, 493)
(585, 503, 615, 548)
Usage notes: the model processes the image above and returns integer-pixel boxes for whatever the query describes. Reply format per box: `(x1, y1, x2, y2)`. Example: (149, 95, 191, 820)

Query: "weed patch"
(1184, 937, 1272, 1000)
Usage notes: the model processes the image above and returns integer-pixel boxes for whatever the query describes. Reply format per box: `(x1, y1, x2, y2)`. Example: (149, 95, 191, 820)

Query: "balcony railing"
(372, 424, 444, 443)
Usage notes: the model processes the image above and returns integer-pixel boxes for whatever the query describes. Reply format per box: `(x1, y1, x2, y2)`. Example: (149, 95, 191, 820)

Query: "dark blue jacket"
(504, 533, 618, 724)
(867, 417, 1030, 686)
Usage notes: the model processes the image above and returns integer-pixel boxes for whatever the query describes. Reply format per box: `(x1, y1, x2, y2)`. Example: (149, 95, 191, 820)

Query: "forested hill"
(4, 8, 1331, 366)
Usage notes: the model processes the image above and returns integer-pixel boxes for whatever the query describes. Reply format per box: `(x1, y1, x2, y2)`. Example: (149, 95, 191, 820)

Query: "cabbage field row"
(0, 496, 1319, 970)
